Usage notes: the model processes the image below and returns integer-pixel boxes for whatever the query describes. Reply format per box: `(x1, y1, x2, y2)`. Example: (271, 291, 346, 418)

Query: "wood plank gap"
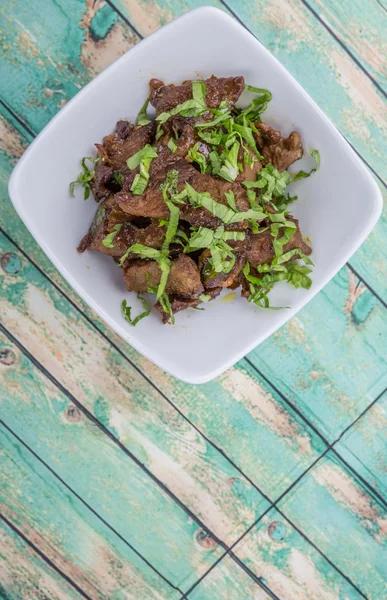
(347, 263, 387, 309)
(0, 98, 36, 139)
(0, 512, 92, 600)
(297, 0, 387, 98)
(0, 419, 183, 594)
(245, 357, 387, 509)
(103, 0, 144, 40)
(0, 319, 228, 553)
(375, 0, 387, 14)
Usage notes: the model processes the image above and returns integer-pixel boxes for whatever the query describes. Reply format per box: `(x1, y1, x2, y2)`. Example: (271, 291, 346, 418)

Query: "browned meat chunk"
(123, 255, 204, 297)
(247, 218, 311, 267)
(117, 159, 251, 229)
(102, 121, 155, 171)
(255, 122, 303, 172)
(155, 286, 222, 323)
(155, 296, 201, 323)
(149, 75, 245, 115)
(236, 147, 262, 182)
(262, 132, 303, 172)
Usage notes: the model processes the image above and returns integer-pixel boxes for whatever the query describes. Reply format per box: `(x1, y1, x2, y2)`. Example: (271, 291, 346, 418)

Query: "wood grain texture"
(349, 184, 387, 305)
(277, 452, 387, 599)
(186, 556, 272, 599)
(0, 518, 83, 600)
(233, 507, 364, 600)
(305, 0, 387, 92)
(0, 229, 271, 546)
(0, 0, 140, 133)
(0, 424, 177, 599)
(248, 266, 387, 442)
(0, 321, 226, 594)
(1, 0, 387, 596)
(335, 391, 387, 500)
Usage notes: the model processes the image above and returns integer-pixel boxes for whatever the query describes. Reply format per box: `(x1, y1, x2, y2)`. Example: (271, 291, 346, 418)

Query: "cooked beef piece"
(149, 75, 245, 115)
(255, 122, 282, 147)
(247, 218, 311, 267)
(155, 296, 201, 323)
(262, 132, 303, 172)
(116, 120, 133, 139)
(90, 144, 113, 200)
(255, 123, 303, 172)
(117, 147, 255, 228)
(123, 255, 204, 297)
(78, 192, 165, 256)
(78, 197, 126, 256)
(102, 121, 156, 171)
(199, 247, 246, 289)
(155, 286, 222, 323)
(236, 147, 262, 182)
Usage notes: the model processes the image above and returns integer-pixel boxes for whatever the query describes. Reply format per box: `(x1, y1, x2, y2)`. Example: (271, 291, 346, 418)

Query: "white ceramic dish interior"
(9, 7, 382, 383)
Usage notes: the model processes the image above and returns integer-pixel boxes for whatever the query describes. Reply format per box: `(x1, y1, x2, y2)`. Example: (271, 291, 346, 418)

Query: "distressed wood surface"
(277, 452, 387, 599)
(0, 519, 83, 600)
(335, 391, 387, 500)
(0, 423, 179, 599)
(1, 0, 387, 598)
(233, 506, 365, 600)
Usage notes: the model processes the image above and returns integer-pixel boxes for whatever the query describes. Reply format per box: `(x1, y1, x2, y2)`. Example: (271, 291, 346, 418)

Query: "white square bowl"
(9, 7, 382, 384)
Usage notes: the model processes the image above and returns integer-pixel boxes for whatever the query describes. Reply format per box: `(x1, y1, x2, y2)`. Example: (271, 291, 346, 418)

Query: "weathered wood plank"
(0, 326, 225, 593)
(277, 452, 387, 599)
(233, 506, 364, 600)
(305, 0, 387, 92)
(247, 265, 387, 442)
(349, 184, 387, 305)
(186, 556, 272, 599)
(113, 0, 387, 181)
(335, 391, 387, 500)
(0, 518, 83, 600)
(0, 423, 177, 599)
(0, 0, 140, 132)
(0, 227, 328, 506)
(0, 229, 270, 545)
(138, 359, 327, 500)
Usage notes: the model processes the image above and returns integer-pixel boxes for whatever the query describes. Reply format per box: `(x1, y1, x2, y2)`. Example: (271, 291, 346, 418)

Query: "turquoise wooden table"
(0, 1, 386, 598)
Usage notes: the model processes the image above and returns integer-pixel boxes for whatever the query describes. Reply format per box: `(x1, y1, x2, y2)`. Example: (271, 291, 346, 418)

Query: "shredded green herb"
(136, 98, 151, 126)
(70, 157, 101, 200)
(121, 295, 151, 326)
(102, 224, 122, 248)
(127, 144, 158, 195)
(291, 148, 320, 181)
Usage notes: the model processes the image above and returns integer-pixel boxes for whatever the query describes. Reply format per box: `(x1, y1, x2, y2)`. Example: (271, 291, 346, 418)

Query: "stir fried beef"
(149, 75, 245, 115)
(255, 123, 304, 172)
(73, 75, 318, 324)
(124, 255, 204, 297)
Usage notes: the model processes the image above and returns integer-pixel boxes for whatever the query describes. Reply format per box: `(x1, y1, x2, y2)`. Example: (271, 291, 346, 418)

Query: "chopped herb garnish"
(122, 295, 151, 326)
(127, 144, 158, 195)
(225, 190, 237, 211)
(219, 141, 240, 182)
(157, 82, 207, 124)
(188, 142, 208, 173)
(70, 156, 101, 200)
(112, 172, 124, 186)
(167, 138, 177, 153)
(199, 294, 211, 302)
(102, 224, 122, 248)
(136, 98, 151, 126)
(291, 148, 320, 181)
